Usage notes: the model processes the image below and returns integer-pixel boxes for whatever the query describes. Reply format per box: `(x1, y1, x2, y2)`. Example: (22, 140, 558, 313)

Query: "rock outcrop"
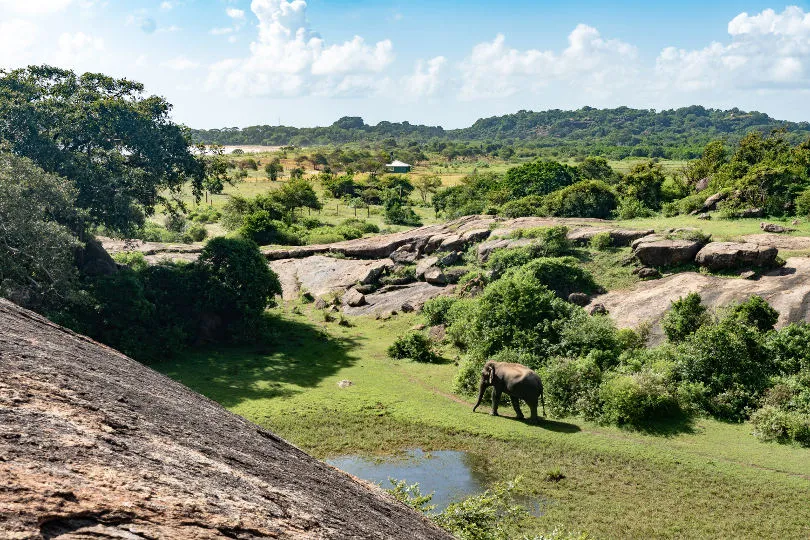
(343, 282, 454, 317)
(695, 242, 778, 271)
(633, 238, 705, 267)
(269, 255, 393, 301)
(0, 299, 451, 540)
(588, 258, 810, 343)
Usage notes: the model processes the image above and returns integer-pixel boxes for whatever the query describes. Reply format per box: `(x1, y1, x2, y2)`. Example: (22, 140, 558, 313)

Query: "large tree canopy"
(0, 65, 204, 233)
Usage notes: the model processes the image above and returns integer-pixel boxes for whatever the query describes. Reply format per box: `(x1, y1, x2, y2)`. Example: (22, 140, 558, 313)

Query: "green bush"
(516, 257, 599, 300)
(136, 221, 182, 243)
(589, 232, 612, 251)
(185, 223, 208, 242)
(188, 205, 221, 223)
(461, 268, 576, 358)
(729, 295, 778, 332)
(432, 479, 528, 540)
(384, 200, 422, 226)
(599, 372, 680, 427)
(499, 195, 544, 218)
(543, 356, 602, 418)
(794, 188, 810, 217)
(340, 218, 379, 234)
(444, 298, 480, 350)
(557, 313, 622, 369)
(750, 406, 810, 446)
(112, 251, 148, 272)
(613, 196, 654, 219)
(421, 296, 458, 326)
(239, 211, 304, 245)
(661, 292, 709, 343)
(387, 332, 436, 362)
(163, 213, 187, 233)
(542, 180, 618, 219)
(767, 323, 810, 375)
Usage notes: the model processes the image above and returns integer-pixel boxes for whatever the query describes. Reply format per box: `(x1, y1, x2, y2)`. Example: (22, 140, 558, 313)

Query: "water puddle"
(326, 449, 543, 514)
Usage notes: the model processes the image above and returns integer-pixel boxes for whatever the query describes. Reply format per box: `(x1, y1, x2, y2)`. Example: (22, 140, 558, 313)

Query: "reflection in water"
(326, 449, 543, 515)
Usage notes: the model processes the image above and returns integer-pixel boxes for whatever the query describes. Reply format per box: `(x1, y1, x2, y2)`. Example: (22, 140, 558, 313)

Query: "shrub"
(188, 205, 221, 223)
(557, 313, 622, 369)
(137, 221, 182, 243)
(464, 269, 576, 358)
(445, 298, 480, 350)
(599, 372, 680, 427)
(185, 223, 208, 242)
(729, 295, 778, 332)
(794, 188, 810, 217)
(421, 296, 457, 326)
(613, 197, 654, 219)
(543, 180, 618, 219)
(432, 479, 528, 540)
(589, 232, 612, 251)
(750, 406, 810, 446)
(340, 218, 379, 234)
(239, 211, 304, 245)
(196, 236, 282, 322)
(387, 332, 436, 362)
(384, 200, 422, 226)
(163, 213, 187, 233)
(499, 195, 545, 218)
(112, 251, 148, 272)
(661, 292, 709, 343)
(516, 257, 599, 300)
(767, 323, 810, 375)
(543, 356, 602, 418)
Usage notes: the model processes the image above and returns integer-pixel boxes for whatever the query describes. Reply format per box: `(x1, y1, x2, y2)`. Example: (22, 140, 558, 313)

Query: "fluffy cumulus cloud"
(656, 6, 810, 92)
(402, 56, 447, 98)
(207, 0, 394, 97)
(459, 24, 637, 100)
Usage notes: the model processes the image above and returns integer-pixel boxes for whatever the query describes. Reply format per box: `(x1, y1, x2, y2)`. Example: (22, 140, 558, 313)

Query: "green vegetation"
(158, 306, 810, 539)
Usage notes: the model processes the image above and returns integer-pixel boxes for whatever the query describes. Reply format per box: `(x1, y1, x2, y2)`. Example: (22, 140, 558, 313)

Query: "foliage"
(599, 372, 680, 427)
(421, 296, 458, 326)
(503, 160, 579, 199)
(589, 232, 611, 251)
(613, 197, 655, 219)
(0, 66, 203, 234)
(514, 257, 599, 300)
(499, 195, 544, 218)
(766, 323, 810, 375)
(543, 356, 603, 418)
(556, 313, 622, 369)
(432, 479, 529, 540)
(794, 188, 810, 217)
(185, 223, 208, 242)
(729, 295, 779, 333)
(661, 293, 709, 343)
(750, 406, 810, 446)
(112, 251, 148, 272)
(383, 194, 422, 226)
(617, 161, 666, 210)
(387, 332, 436, 363)
(0, 153, 80, 310)
(543, 180, 618, 219)
(414, 174, 442, 204)
(386, 480, 436, 513)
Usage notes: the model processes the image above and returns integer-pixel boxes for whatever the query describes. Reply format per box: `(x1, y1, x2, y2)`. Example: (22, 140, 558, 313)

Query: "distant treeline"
(189, 106, 810, 160)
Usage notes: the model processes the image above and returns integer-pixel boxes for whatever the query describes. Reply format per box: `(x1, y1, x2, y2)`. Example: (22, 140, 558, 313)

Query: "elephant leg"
(510, 396, 525, 419)
(491, 388, 501, 416)
(526, 396, 539, 422)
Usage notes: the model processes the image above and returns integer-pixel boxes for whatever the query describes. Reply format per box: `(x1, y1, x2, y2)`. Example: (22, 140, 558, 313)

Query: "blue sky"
(2, 1, 810, 128)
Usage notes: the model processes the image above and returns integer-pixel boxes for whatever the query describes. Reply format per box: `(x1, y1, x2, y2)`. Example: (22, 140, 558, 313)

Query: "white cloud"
(210, 27, 234, 35)
(656, 6, 810, 92)
(207, 0, 394, 97)
(226, 8, 245, 20)
(126, 13, 157, 34)
(161, 56, 201, 71)
(0, 0, 73, 15)
(160, 1, 174, 9)
(459, 25, 637, 100)
(403, 56, 446, 98)
(0, 19, 40, 68)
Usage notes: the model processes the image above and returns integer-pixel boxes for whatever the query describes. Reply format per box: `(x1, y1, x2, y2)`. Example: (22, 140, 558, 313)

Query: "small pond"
(327, 449, 542, 514)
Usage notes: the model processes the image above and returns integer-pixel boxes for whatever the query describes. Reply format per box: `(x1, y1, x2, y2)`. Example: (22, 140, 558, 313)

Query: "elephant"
(472, 361, 545, 422)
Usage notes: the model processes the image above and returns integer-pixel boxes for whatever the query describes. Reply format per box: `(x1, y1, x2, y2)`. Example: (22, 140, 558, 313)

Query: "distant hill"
(190, 106, 810, 159)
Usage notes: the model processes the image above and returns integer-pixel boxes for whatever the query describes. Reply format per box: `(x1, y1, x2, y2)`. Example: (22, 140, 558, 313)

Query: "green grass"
(155, 305, 810, 539)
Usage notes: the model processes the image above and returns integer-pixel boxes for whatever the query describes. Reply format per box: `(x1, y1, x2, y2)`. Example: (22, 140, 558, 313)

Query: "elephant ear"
(485, 363, 494, 384)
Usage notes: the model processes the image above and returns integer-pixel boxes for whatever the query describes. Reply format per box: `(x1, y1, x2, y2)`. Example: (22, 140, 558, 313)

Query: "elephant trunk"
(472, 380, 487, 412)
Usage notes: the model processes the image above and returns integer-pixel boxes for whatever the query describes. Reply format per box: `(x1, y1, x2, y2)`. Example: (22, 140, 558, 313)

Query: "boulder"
(354, 284, 377, 294)
(444, 267, 469, 284)
(314, 297, 328, 309)
(567, 228, 654, 247)
(695, 242, 778, 271)
(437, 251, 461, 267)
(269, 256, 392, 301)
(760, 222, 795, 234)
(476, 238, 532, 262)
(76, 237, 119, 276)
(695, 177, 710, 192)
(636, 267, 661, 279)
(429, 324, 447, 342)
(343, 282, 455, 316)
(588, 303, 608, 315)
(702, 192, 727, 211)
(424, 267, 448, 285)
(568, 292, 590, 306)
(389, 243, 419, 263)
(416, 256, 439, 279)
(342, 288, 366, 307)
(461, 228, 492, 243)
(0, 299, 452, 540)
(438, 234, 465, 252)
(739, 208, 765, 218)
(401, 302, 416, 313)
(698, 213, 711, 220)
(634, 239, 704, 267)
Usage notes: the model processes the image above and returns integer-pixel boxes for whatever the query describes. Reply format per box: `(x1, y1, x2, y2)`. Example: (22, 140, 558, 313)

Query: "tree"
(0, 153, 80, 310)
(289, 167, 305, 180)
(264, 157, 282, 181)
(273, 178, 322, 218)
(200, 145, 235, 197)
(618, 161, 666, 210)
(577, 156, 617, 183)
(503, 160, 579, 199)
(414, 174, 442, 204)
(0, 66, 204, 234)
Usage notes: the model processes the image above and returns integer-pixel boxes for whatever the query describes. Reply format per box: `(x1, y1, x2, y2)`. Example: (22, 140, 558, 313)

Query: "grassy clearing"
(156, 305, 810, 539)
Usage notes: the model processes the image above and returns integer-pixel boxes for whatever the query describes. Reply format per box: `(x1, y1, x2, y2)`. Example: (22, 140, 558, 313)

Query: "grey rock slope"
(0, 299, 451, 540)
